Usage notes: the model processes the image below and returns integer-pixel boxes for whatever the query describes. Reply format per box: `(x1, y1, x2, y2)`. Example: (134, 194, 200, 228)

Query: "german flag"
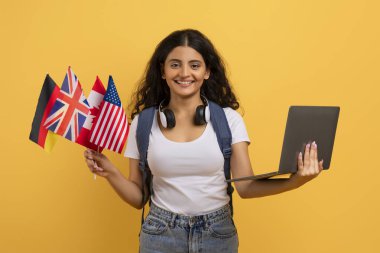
(29, 74, 60, 152)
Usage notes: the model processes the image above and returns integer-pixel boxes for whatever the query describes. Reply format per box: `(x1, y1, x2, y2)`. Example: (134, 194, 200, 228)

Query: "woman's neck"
(168, 94, 203, 115)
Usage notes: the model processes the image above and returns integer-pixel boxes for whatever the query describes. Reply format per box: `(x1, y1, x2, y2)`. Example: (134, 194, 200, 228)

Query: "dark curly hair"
(128, 29, 239, 119)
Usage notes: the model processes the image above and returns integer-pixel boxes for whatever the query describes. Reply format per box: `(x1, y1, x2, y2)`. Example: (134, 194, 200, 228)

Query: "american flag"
(44, 67, 90, 142)
(89, 76, 129, 153)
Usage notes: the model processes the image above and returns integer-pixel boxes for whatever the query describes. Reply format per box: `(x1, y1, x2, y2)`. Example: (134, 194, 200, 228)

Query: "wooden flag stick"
(93, 146, 100, 180)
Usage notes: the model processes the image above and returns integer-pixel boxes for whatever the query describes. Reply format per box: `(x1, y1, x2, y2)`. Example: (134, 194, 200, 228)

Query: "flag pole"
(93, 146, 100, 180)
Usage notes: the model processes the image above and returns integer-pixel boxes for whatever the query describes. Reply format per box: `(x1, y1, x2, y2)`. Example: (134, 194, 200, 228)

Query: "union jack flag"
(44, 67, 90, 142)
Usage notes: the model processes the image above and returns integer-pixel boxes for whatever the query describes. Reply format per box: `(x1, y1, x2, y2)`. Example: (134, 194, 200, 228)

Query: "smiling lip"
(175, 80, 194, 87)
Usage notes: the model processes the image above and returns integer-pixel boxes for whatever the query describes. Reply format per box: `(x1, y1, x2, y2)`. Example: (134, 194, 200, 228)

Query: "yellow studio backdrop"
(1, 0, 379, 252)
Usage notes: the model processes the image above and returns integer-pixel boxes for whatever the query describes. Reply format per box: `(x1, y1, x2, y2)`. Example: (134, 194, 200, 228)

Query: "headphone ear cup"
(159, 108, 167, 128)
(204, 103, 210, 123)
(194, 105, 207, 125)
(163, 108, 176, 128)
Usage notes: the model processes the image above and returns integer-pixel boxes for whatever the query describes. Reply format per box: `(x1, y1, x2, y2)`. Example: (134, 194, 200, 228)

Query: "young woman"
(84, 29, 323, 253)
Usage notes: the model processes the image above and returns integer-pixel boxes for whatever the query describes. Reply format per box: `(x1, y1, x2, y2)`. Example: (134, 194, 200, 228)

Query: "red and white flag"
(89, 76, 129, 153)
(76, 76, 106, 150)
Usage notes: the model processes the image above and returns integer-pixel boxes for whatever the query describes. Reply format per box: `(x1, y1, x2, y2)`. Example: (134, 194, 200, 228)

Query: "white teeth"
(176, 81, 193, 85)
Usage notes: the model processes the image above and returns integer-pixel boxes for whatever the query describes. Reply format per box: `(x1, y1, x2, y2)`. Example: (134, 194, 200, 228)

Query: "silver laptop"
(226, 106, 340, 182)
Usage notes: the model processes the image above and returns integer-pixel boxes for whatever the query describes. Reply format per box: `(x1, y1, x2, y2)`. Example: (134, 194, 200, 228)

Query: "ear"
(205, 68, 211, 80)
(160, 63, 165, 79)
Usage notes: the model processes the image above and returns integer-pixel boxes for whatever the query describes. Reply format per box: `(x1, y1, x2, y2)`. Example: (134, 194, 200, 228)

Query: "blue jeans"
(139, 203, 239, 253)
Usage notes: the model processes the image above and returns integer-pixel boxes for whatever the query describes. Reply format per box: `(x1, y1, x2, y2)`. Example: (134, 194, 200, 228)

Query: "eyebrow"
(167, 59, 202, 63)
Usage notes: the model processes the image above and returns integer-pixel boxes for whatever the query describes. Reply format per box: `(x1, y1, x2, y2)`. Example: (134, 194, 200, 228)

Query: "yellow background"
(1, 0, 379, 252)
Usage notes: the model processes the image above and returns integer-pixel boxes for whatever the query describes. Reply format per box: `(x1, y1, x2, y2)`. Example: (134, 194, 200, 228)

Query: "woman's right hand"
(83, 149, 119, 178)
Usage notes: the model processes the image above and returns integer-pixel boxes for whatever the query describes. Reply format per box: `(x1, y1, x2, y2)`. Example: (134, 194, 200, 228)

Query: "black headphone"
(159, 96, 210, 129)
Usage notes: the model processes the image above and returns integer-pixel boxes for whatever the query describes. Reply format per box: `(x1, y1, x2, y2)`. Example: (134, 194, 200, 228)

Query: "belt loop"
(203, 215, 209, 229)
(189, 216, 196, 227)
(170, 213, 177, 229)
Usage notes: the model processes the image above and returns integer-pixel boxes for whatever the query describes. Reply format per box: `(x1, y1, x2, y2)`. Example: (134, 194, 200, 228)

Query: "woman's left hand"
(291, 141, 324, 187)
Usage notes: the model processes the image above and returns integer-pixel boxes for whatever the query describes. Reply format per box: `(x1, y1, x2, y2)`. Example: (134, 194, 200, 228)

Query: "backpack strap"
(136, 106, 156, 225)
(208, 101, 235, 216)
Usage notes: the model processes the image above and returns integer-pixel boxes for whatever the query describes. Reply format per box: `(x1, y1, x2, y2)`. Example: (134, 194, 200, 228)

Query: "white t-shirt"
(124, 107, 250, 215)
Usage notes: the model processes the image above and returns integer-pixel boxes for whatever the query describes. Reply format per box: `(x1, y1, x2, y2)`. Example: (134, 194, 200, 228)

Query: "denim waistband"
(147, 203, 232, 228)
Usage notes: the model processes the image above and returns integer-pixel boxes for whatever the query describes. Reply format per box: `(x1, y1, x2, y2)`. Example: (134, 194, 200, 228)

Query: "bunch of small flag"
(29, 67, 129, 154)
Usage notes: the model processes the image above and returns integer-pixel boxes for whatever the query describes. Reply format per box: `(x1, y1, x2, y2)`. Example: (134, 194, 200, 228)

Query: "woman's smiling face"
(162, 46, 210, 99)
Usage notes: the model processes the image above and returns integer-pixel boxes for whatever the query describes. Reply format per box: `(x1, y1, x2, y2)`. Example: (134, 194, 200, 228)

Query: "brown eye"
(191, 64, 200, 69)
(170, 63, 180, 68)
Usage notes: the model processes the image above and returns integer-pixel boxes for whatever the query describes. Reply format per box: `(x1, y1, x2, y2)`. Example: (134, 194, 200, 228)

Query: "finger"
(85, 158, 96, 171)
(84, 149, 96, 160)
(318, 159, 324, 172)
(310, 141, 318, 173)
(84, 149, 92, 160)
(85, 158, 104, 173)
(90, 150, 106, 162)
(297, 152, 304, 172)
(310, 141, 317, 161)
(314, 142, 319, 161)
(303, 143, 311, 168)
(84, 154, 94, 161)
(91, 149, 103, 157)
(314, 142, 321, 174)
(93, 161, 104, 172)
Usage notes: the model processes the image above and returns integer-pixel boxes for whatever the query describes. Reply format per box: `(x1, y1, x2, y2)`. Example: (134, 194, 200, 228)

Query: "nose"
(180, 65, 190, 77)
